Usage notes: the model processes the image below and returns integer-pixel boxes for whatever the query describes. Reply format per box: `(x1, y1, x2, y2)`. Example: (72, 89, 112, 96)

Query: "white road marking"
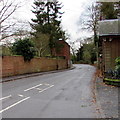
(24, 84, 42, 92)
(35, 88, 42, 91)
(0, 95, 12, 101)
(0, 97, 30, 114)
(39, 85, 54, 93)
(18, 94, 24, 97)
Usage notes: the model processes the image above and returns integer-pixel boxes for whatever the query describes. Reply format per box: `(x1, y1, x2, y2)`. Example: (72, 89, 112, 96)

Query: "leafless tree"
(78, 2, 100, 63)
(0, 0, 20, 41)
(32, 33, 51, 57)
(78, 2, 100, 44)
(68, 41, 77, 56)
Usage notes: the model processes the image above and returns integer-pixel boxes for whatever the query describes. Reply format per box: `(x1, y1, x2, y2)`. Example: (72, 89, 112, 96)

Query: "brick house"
(98, 19, 120, 73)
(52, 40, 71, 67)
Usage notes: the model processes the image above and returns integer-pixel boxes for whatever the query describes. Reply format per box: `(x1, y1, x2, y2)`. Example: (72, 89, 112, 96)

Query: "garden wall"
(1, 56, 69, 77)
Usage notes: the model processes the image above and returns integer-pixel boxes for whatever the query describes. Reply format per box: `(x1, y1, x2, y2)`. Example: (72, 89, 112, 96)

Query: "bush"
(114, 57, 120, 78)
(115, 57, 120, 65)
(11, 38, 36, 61)
(2, 45, 13, 56)
(105, 57, 120, 79)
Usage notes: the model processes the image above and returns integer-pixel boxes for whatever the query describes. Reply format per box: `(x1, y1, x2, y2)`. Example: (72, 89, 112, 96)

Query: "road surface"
(1, 64, 99, 118)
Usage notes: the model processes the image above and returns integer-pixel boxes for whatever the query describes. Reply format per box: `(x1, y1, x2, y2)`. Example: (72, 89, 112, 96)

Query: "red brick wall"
(52, 40, 70, 61)
(2, 56, 68, 77)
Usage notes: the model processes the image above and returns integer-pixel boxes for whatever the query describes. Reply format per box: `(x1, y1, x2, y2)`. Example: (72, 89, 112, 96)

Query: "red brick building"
(52, 40, 71, 67)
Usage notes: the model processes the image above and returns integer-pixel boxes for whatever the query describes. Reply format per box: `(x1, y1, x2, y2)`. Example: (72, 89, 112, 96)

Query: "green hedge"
(104, 78, 120, 87)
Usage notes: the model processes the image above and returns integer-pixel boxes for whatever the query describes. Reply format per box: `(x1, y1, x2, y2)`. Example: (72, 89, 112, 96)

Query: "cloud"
(61, 0, 95, 42)
(13, 0, 95, 46)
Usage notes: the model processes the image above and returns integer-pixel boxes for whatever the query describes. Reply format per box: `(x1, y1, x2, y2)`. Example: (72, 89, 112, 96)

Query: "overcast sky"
(13, 0, 95, 48)
(61, 0, 94, 41)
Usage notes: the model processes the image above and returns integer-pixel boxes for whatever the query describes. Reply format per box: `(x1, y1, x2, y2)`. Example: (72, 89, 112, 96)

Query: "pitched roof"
(98, 19, 120, 36)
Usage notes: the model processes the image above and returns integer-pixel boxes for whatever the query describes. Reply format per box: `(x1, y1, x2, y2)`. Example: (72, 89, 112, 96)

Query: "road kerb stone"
(2, 67, 75, 83)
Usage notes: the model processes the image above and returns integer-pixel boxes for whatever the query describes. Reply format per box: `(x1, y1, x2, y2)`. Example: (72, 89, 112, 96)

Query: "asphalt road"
(1, 64, 99, 118)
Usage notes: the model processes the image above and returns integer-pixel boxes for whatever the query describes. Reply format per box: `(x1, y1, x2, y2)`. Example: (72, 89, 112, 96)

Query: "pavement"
(95, 77, 120, 119)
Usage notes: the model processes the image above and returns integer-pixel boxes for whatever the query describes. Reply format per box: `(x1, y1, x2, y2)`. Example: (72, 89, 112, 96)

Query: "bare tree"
(77, 2, 100, 64)
(0, 0, 20, 41)
(78, 3, 100, 45)
(32, 33, 51, 57)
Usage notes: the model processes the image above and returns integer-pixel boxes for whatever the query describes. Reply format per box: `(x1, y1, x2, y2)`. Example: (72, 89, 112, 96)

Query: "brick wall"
(52, 40, 70, 61)
(1, 56, 69, 77)
(57, 40, 70, 61)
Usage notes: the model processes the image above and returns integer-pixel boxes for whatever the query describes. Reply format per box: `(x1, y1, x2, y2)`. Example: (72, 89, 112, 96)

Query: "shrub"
(115, 57, 120, 65)
(11, 38, 36, 61)
(114, 57, 120, 78)
(2, 45, 13, 56)
(105, 57, 120, 79)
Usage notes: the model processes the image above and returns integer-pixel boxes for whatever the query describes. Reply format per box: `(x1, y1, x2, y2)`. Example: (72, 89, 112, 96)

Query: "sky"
(61, 0, 93, 40)
(8, 0, 95, 48)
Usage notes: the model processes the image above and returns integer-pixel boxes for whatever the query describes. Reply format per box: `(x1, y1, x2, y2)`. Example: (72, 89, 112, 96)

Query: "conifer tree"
(31, 0, 65, 56)
(100, 2, 118, 19)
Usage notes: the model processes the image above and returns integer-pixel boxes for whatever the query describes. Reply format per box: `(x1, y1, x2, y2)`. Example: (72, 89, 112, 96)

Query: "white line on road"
(24, 84, 42, 92)
(39, 85, 54, 93)
(18, 94, 24, 97)
(35, 88, 42, 91)
(0, 97, 30, 114)
(0, 95, 12, 101)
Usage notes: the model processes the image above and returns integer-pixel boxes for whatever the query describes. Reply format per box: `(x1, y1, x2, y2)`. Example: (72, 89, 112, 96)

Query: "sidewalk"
(1, 67, 75, 83)
(95, 77, 119, 119)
